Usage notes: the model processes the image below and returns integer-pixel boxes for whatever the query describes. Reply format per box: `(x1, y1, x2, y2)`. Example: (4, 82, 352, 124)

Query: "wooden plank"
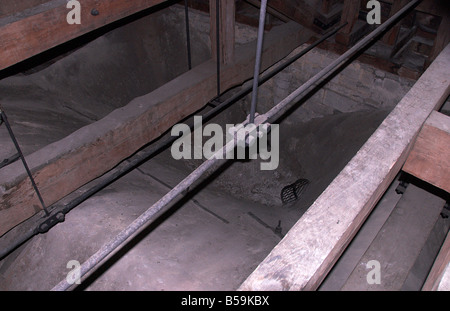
(209, 0, 235, 64)
(0, 0, 168, 71)
(0, 22, 312, 237)
(335, 0, 361, 45)
(403, 111, 450, 193)
(422, 232, 450, 291)
(244, 0, 290, 23)
(239, 43, 450, 291)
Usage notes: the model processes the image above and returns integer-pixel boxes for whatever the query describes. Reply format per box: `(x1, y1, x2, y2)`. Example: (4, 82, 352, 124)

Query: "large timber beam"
(239, 43, 450, 291)
(0, 0, 168, 71)
(0, 21, 312, 237)
(209, 0, 235, 65)
(403, 111, 450, 193)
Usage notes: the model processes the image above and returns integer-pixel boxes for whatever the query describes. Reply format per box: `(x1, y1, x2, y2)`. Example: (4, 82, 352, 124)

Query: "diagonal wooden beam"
(0, 0, 168, 71)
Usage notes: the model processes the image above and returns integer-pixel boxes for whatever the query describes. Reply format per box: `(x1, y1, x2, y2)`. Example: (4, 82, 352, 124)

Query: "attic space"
(0, 0, 449, 291)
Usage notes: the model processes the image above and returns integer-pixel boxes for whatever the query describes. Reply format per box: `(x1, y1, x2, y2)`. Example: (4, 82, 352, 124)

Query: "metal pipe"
(0, 24, 345, 261)
(249, 0, 267, 124)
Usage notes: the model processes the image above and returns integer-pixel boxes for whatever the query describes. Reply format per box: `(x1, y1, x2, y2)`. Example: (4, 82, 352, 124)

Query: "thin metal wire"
(0, 109, 50, 216)
(184, 0, 192, 70)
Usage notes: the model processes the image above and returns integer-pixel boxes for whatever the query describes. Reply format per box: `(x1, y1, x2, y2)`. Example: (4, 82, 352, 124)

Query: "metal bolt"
(91, 8, 99, 16)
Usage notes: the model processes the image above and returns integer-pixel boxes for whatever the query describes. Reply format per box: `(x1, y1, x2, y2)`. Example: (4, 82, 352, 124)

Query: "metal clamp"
(227, 113, 271, 147)
(37, 212, 65, 234)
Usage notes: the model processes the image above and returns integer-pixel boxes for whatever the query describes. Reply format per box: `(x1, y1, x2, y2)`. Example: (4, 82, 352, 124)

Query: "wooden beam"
(382, 0, 409, 45)
(0, 22, 312, 237)
(403, 111, 450, 193)
(422, 231, 450, 291)
(335, 0, 361, 46)
(381, 0, 449, 17)
(0, 0, 168, 71)
(209, 0, 235, 64)
(239, 43, 450, 291)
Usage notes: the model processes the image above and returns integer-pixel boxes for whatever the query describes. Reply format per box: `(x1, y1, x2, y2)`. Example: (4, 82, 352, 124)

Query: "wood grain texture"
(209, 0, 235, 64)
(403, 111, 450, 193)
(0, 0, 167, 71)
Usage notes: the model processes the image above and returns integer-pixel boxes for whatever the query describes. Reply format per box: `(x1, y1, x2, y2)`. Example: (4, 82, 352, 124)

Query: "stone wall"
(251, 44, 416, 122)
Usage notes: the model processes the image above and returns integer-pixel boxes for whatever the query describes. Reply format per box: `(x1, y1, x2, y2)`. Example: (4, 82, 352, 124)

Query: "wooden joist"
(265, 0, 317, 29)
(209, 0, 235, 65)
(422, 232, 450, 291)
(239, 43, 450, 291)
(0, 22, 312, 237)
(335, 0, 361, 46)
(403, 111, 450, 193)
(381, 0, 449, 17)
(0, 0, 168, 71)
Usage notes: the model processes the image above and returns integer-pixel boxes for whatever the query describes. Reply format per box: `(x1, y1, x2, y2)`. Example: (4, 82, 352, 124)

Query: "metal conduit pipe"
(184, 0, 192, 70)
(249, 0, 268, 123)
(0, 23, 346, 261)
(52, 0, 421, 291)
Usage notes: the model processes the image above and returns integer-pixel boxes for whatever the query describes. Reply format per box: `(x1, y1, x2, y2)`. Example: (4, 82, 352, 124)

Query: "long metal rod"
(0, 109, 50, 216)
(249, 0, 267, 124)
(0, 23, 346, 261)
(51, 0, 420, 288)
(215, 0, 221, 97)
(184, 0, 192, 70)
